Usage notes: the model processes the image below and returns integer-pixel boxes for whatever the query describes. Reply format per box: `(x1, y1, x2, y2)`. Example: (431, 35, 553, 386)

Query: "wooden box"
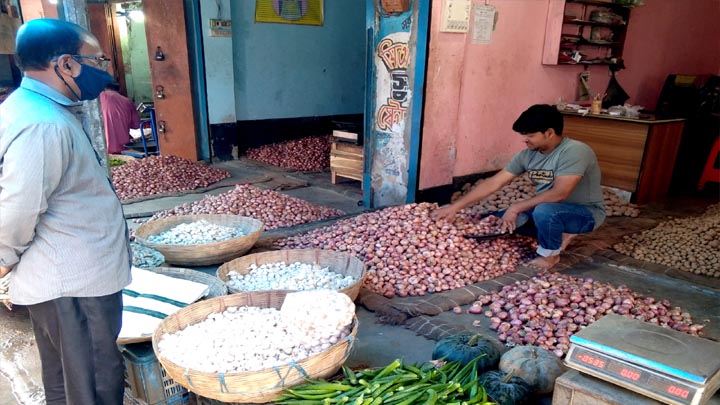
(332, 129, 359, 144)
(330, 141, 363, 187)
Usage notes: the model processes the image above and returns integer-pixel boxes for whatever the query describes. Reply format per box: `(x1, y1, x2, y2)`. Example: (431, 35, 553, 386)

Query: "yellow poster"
(255, 0, 324, 26)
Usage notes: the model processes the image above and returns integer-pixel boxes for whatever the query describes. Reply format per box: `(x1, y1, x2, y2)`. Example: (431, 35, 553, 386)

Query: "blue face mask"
(73, 64, 113, 101)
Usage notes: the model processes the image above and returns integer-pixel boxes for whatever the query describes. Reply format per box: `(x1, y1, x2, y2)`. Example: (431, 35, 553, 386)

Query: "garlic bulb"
(157, 291, 355, 374)
(226, 261, 356, 292)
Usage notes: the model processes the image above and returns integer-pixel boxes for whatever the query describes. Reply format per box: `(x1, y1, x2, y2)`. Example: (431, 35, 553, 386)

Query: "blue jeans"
(496, 202, 596, 256)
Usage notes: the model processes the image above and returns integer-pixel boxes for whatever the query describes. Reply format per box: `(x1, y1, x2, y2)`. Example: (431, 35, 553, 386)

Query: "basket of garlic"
(134, 214, 264, 266)
(152, 289, 358, 403)
(216, 248, 367, 301)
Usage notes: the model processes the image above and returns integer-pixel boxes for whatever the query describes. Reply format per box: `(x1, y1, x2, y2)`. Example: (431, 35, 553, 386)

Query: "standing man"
(0, 19, 131, 405)
(100, 82, 140, 154)
(434, 104, 605, 270)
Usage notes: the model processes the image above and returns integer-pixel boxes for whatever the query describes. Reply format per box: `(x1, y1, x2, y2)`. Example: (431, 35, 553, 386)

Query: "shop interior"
(108, 0, 366, 194)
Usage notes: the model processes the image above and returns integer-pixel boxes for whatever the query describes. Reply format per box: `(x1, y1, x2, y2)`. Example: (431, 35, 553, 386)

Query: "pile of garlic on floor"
(226, 262, 356, 292)
(613, 204, 720, 277)
(130, 242, 165, 268)
(157, 290, 355, 374)
(147, 220, 246, 245)
(453, 175, 639, 217)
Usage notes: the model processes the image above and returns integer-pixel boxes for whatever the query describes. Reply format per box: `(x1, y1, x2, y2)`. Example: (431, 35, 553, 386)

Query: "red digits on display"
(667, 386, 689, 399)
(577, 354, 606, 369)
(620, 368, 640, 381)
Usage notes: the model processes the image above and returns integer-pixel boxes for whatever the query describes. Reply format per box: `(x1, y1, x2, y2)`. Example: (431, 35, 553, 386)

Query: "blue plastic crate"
(120, 342, 189, 405)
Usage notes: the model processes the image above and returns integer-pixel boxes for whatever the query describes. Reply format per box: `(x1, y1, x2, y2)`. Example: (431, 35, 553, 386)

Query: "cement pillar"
(60, 0, 109, 171)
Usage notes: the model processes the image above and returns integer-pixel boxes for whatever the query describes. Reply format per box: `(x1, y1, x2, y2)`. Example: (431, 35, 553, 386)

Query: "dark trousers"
(26, 292, 125, 405)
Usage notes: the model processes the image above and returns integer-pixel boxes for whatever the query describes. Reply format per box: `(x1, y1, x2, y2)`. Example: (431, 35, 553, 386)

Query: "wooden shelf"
(559, 60, 612, 65)
(543, 0, 632, 65)
(561, 36, 623, 48)
(566, 0, 631, 9)
(562, 19, 626, 28)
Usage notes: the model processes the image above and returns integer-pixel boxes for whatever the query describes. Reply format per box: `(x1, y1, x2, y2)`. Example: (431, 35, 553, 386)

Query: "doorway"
(203, 1, 366, 197)
(113, 1, 152, 104)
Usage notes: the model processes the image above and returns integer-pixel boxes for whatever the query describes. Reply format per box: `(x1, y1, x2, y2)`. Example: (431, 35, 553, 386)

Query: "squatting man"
(433, 104, 606, 270)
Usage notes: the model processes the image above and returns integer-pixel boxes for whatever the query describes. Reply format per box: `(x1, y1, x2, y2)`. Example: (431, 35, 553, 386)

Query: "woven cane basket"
(151, 291, 359, 403)
(216, 249, 367, 301)
(134, 215, 264, 266)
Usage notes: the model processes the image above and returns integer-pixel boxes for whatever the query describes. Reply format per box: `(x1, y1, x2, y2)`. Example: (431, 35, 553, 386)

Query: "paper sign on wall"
(440, 0, 471, 33)
(471, 4, 497, 44)
(209, 19, 232, 37)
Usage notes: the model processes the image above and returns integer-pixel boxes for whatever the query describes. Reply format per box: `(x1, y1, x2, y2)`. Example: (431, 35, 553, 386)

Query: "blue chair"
(122, 108, 159, 158)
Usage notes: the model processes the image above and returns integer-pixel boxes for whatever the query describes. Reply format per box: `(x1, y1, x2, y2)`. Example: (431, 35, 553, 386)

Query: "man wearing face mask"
(0, 19, 130, 405)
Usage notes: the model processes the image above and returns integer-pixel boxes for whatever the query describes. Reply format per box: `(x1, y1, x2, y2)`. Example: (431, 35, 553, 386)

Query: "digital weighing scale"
(565, 314, 720, 405)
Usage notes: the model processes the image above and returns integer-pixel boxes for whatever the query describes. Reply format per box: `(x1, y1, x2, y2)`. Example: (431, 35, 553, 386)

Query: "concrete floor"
(1, 158, 718, 405)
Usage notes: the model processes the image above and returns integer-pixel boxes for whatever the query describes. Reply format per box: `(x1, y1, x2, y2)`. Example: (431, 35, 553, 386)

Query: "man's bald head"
(15, 19, 98, 72)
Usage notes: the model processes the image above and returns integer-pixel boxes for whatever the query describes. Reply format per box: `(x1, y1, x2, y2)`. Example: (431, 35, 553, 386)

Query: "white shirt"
(0, 77, 131, 305)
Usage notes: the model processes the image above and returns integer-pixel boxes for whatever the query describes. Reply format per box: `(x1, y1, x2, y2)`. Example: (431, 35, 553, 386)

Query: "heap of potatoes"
(452, 175, 640, 217)
(613, 204, 720, 277)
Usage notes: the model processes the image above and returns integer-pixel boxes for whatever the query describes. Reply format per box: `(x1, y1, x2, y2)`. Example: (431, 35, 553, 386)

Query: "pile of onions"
(454, 176, 639, 218)
(245, 135, 331, 171)
(472, 272, 704, 357)
(111, 155, 230, 200)
(613, 204, 720, 277)
(275, 203, 537, 297)
(148, 184, 344, 230)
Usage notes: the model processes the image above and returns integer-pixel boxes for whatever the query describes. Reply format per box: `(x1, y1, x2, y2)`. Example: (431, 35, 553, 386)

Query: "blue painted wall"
(230, 0, 365, 121)
(201, 0, 236, 125)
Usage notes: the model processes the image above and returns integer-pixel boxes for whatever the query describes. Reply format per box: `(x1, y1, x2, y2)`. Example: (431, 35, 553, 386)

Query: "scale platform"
(565, 314, 720, 405)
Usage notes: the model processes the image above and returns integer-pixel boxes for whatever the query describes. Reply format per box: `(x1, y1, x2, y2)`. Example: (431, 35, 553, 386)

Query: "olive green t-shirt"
(504, 137, 606, 229)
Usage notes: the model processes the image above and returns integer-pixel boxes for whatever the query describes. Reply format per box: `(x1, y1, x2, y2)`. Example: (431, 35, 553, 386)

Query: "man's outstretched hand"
(432, 204, 459, 222)
(500, 209, 519, 234)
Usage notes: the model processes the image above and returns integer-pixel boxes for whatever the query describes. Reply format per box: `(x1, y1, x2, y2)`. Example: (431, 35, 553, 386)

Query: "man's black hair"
(512, 104, 564, 135)
(106, 82, 121, 92)
(14, 19, 93, 72)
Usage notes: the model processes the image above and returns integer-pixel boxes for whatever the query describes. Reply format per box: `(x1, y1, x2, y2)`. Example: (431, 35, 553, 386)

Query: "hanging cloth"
(602, 71, 630, 109)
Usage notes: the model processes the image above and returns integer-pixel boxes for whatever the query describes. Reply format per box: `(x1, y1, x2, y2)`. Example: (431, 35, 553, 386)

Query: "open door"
(141, 0, 198, 161)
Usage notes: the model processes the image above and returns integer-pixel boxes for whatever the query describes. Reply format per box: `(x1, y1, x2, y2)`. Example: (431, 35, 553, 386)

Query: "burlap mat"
(356, 266, 541, 326)
(120, 175, 273, 205)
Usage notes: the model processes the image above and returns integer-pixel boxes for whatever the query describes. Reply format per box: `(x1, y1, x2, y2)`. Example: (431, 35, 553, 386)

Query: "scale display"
(565, 314, 720, 405)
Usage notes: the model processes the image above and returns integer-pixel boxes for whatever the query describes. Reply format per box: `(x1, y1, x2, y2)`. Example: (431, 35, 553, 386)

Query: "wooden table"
(561, 111, 686, 204)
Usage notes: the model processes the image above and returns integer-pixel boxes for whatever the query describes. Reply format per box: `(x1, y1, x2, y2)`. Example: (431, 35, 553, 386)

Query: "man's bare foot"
(528, 255, 561, 270)
(560, 233, 577, 251)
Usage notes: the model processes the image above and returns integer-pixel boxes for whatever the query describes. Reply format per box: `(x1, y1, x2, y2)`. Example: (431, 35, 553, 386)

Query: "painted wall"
(230, 0, 365, 121)
(419, 0, 720, 190)
(118, 14, 153, 103)
(201, 0, 235, 124)
(18, 0, 58, 20)
(619, 0, 720, 109)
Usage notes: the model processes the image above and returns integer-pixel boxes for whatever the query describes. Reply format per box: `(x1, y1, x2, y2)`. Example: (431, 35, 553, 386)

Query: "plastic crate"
(121, 342, 189, 405)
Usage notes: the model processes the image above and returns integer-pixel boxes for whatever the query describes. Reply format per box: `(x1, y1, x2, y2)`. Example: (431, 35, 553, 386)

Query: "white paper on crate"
(119, 267, 209, 339)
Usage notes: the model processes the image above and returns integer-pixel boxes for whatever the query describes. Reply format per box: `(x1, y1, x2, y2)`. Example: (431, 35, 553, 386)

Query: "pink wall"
(621, 0, 720, 108)
(420, 0, 720, 190)
(19, 0, 58, 21)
